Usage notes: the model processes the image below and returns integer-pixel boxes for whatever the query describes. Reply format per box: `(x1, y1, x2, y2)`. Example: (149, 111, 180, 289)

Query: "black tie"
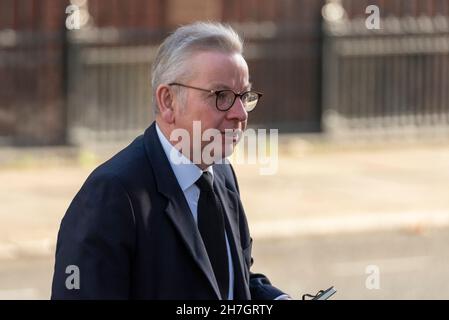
(196, 172, 229, 300)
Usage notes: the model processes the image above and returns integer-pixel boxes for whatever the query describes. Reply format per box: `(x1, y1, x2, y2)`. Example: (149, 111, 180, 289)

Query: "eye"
(217, 91, 226, 99)
(216, 91, 231, 101)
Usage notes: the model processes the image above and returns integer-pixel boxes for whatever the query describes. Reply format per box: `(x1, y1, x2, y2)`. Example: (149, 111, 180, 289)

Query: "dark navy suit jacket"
(51, 122, 285, 299)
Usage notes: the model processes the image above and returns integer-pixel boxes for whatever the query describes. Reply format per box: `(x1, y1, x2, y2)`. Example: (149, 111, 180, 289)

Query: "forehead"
(187, 51, 249, 86)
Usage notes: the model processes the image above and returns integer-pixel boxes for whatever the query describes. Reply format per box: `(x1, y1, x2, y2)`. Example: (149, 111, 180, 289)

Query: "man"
(52, 22, 289, 300)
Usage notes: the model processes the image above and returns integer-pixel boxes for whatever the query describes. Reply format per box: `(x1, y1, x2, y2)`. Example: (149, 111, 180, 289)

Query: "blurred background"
(1, 0, 449, 299)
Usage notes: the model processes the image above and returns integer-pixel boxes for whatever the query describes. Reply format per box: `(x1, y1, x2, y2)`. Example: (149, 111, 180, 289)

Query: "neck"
(156, 119, 211, 171)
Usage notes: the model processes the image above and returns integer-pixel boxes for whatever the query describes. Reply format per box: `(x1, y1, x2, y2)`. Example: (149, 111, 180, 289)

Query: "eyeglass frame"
(168, 82, 263, 112)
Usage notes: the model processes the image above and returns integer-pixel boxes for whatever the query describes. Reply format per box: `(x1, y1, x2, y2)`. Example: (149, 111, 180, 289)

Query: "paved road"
(253, 227, 449, 300)
(1, 227, 448, 299)
(1, 141, 448, 299)
(2, 142, 449, 245)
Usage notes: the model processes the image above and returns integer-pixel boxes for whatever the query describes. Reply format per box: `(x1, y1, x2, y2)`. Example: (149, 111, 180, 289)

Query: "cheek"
(174, 102, 188, 122)
(201, 111, 225, 128)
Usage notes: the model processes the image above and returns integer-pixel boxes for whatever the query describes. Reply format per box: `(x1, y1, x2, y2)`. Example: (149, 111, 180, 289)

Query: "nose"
(226, 96, 248, 122)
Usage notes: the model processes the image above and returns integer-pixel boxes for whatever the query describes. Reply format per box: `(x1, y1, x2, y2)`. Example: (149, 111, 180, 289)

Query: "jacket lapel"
(213, 167, 251, 300)
(143, 123, 221, 299)
(164, 197, 222, 299)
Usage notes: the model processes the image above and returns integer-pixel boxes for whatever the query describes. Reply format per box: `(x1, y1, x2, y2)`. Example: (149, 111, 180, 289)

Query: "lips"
(221, 129, 242, 143)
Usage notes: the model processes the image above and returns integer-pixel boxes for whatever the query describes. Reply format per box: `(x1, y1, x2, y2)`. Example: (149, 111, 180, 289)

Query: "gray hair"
(151, 22, 244, 114)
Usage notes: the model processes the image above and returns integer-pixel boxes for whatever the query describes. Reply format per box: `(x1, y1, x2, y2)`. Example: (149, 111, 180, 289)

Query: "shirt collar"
(155, 123, 213, 191)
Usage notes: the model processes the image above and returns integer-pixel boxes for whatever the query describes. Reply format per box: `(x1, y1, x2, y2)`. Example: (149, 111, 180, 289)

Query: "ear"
(155, 84, 175, 124)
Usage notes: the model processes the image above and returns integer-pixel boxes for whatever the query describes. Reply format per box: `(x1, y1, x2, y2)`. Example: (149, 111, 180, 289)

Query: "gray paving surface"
(1, 140, 448, 299)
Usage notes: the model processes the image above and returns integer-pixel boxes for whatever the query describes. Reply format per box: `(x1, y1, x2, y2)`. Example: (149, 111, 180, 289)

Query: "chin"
(222, 142, 236, 158)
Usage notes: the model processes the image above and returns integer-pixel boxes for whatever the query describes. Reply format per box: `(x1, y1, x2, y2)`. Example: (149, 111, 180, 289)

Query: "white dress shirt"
(155, 124, 235, 300)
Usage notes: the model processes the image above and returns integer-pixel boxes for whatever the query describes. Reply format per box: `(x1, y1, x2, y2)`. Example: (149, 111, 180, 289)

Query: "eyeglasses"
(168, 82, 262, 112)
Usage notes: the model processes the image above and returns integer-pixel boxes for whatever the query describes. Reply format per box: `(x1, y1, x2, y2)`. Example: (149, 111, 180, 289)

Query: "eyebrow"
(211, 82, 253, 92)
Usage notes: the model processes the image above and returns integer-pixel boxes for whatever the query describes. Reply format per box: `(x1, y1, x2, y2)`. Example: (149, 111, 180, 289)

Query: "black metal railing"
(322, 15, 449, 137)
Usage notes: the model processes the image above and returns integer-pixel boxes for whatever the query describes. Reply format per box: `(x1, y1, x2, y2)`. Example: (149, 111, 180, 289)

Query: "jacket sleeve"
(243, 238, 288, 300)
(51, 173, 136, 299)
